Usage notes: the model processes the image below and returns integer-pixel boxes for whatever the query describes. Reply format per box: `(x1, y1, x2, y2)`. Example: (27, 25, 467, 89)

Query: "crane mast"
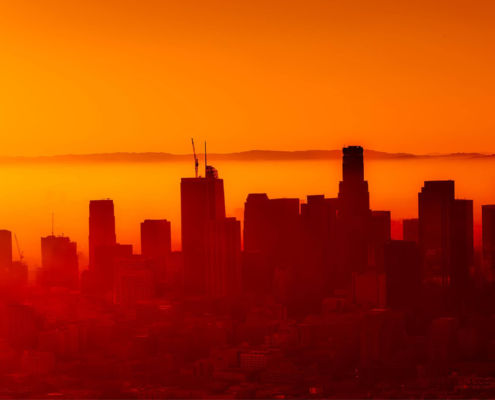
(191, 138, 199, 178)
(14, 233, 24, 261)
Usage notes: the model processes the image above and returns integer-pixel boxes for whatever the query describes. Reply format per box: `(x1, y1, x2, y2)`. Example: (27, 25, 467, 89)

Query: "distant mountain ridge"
(0, 150, 493, 163)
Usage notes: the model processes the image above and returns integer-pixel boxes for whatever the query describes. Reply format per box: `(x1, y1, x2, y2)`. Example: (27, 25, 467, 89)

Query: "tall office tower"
(89, 199, 116, 269)
(242, 193, 273, 294)
(206, 217, 241, 298)
(403, 218, 419, 243)
(300, 195, 339, 312)
(40, 235, 78, 289)
(0, 230, 12, 270)
(181, 165, 226, 295)
(418, 180, 455, 287)
(450, 199, 473, 309)
(384, 240, 421, 311)
(242, 194, 301, 299)
(243, 193, 271, 254)
(337, 146, 370, 285)
(369, 210, 391, 271)
(269, 198, 301, 307)
(482, 205, 495, 273)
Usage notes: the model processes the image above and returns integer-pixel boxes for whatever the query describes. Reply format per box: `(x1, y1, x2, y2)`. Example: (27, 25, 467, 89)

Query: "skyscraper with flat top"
(418, 180, 455, 286)
(40, 235, 78, 289)
(89, 199, 116, 270)
(337, 146, 370, 285)
(181, 165, 226, 295)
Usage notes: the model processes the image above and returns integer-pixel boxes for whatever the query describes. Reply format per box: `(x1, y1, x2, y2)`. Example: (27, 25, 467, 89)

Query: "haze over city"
(1, 0, 495, 398)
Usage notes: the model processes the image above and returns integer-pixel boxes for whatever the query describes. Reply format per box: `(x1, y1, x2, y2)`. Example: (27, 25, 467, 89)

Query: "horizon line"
(0, 148, 493, 163)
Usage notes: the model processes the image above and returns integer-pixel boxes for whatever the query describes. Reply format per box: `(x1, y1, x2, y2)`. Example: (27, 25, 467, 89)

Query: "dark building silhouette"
(337, 146, 370, 285)
(141, 219, 171, 287)
(243, 193, 271, 254)
(403, 218, 419, 243)
(0, 230, 12, 270)
(418, 181, 473, 310)
(384, 240, 421, 311)
(89, 199, 116, 269)
(418, 180, 455, 287)
(242, 194, 301, 302)
(300, 195, 339, 311)
(181, 165, 226, 295)
(206, 217, 242, 297)
(40, 235, 78, 289)
(482, 205, 495, 274)
(369, 210, 391, 271)
(450, 199, 473, 308)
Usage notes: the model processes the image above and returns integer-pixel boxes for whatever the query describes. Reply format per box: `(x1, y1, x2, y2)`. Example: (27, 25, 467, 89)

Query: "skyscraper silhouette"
(40, 235, 78, 289)
(89, 199, 116, 270)
(450, 199, 473, 309)
(181, 165, 226, 295)
(384, 240, 421, 312)
(206, 217, 242, 298)
(418, 181, 455, 287)
(337, 146, 370, 285)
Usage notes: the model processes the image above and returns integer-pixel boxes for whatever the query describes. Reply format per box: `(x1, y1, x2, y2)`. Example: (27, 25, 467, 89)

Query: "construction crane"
(191, 138, 199, 178)
(14, 233, 24, 262)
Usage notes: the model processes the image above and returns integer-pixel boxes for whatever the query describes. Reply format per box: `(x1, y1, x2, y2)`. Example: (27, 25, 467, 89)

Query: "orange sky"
(0, 0, 494, 156)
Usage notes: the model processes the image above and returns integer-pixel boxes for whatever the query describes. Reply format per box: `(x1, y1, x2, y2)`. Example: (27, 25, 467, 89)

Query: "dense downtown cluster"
(1, 146, 495, 398)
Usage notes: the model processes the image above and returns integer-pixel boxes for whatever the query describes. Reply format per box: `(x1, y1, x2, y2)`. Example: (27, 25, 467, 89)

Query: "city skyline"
(0, 146, 493, 397)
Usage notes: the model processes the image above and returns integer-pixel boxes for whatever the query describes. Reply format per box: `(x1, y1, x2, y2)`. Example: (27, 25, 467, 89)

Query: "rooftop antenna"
(204, 141, 207, 176)
(191, 138, 199, 178)
(51, 212, 54, 236)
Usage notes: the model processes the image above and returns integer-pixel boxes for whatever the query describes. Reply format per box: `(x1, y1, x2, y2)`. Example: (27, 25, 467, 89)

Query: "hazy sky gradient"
(0, 0, 494, 156)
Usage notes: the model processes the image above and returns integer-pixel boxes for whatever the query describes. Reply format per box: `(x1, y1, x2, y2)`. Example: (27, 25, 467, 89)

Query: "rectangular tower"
(181, 166, 225, 295)
(89, 199, 116, 270)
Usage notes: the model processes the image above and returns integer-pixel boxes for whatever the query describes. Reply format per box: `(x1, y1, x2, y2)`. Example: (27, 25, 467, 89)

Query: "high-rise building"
(482, 205, 495, 273)
(243, 193, 271, 254)
(89, 199, 116, 269)
(337, 146, 370, 285)
(40, 235, 78, 289)
(369, 210, 391, 271)
(418, 180, 455, 286)
(242, 194, 301, 299)
(384, 240, 421, 311)
(403, 218, 419, 243)
(0, 230, 12, 270)
(300, 195, 339, 312)
(450, 199, 473, 308)
(206, 217, 242, 297)
(181, 165, 226, 295)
